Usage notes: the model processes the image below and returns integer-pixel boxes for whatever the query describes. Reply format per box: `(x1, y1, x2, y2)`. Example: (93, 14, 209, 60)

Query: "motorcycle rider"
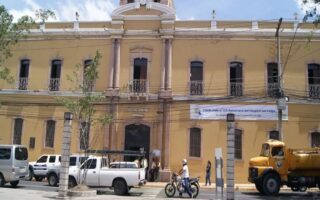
(178, 159, 193, 198)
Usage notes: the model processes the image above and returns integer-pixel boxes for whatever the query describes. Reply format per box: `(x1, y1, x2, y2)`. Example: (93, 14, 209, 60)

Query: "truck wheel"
(299, 186, 307, 192)
(48, 173, 58, 186)
(0, 173, 5, 187)
(113, 179, 128, 195)
(68, 177, 77, 189)
(291, 186, 299, 192)
(10, 181, 19, 188)
(35, 176, 43, 182)
(255, 181, 264, 194)
(262, 173, 280, 195)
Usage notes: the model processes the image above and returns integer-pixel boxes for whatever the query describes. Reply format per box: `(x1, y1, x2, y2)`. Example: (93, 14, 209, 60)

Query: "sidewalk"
(146, 182, 257, 190)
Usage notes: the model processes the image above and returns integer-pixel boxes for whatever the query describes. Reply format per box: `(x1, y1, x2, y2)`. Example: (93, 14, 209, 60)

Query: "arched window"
(311, 132, 320, 147)
(189, 128, 201, 157)
(308, 63, 320, 98)
(267, 62, 279, 97)
(190, 61, 203, 95)
(13, 118, 23, 145)
(269, 130, 280, 140)
(235, 129, 242, 159)
(230, 62, 243, 96)
(49, 59, 62, 91)
(45, 120, 56, 148)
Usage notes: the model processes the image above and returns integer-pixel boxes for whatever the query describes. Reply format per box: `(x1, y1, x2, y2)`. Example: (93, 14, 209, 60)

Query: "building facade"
(1, 0, 320, 183)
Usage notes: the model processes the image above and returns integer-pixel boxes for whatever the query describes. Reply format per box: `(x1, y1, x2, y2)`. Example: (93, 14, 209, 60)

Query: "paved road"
(1, 180, 319, 200)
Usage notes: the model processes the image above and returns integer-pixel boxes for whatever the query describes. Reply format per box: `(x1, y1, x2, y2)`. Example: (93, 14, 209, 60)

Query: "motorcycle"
(164, 172, 200, 198)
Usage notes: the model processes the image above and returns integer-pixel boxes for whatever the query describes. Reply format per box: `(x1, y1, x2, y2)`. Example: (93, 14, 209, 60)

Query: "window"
(269, 130, 280, 140)
(80, 122, 90, 150)
(29, 137, 35, 149)
(235, 129, 242, 159)
(37, 156, 47, 163)
(127, 0, 134, 3)
(19, 59, 30, 90)
(311, 132, 320, 147)
(13, 118, 23, 145)
(83, 59, 94, 92)
(267, 62, 279, 97)
(272, 146, 284, 157)
(189, 128, 201, 157)
(154, 0, 160, 2)
(49, 60, 62, 91)
(308, 63, 320, 98)
(130, 58, 148, 93)
(230, 62, 243, 96)
(0, 148, 11, 160)
(15, 147, 28, 160)
(81, 159, 96, 169)
(45, 120, 56, 148)
(49, 156, 56, 163)
(190, 61, 203, 95)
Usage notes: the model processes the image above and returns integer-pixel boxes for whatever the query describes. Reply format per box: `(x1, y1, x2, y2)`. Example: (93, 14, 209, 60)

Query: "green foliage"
(0, 5, 34, 82)
(35, 9, 56, 23)
(302, 0, 320, 24)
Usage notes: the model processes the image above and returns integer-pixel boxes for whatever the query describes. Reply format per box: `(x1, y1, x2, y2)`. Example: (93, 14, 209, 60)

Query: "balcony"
(128, 79, 148, 96)
(309, 84, 320, 98)
(230, 82, 243, 97)
(267, 82, 279, 98)
(18, 77, 29, 90)
(189, 81, 203, 96)
(49, 78, 60, 91)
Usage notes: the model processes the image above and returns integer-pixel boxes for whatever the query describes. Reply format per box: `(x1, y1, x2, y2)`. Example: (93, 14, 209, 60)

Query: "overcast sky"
(0, 0, 317, 22)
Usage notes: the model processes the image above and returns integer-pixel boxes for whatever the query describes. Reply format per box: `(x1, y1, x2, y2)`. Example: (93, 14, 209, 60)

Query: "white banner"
(190, 104, 288, 121)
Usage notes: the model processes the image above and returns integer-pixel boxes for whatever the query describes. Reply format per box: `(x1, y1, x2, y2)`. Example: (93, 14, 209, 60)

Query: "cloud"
(56, 0, 116, 21)
(8, 0, 116, 22)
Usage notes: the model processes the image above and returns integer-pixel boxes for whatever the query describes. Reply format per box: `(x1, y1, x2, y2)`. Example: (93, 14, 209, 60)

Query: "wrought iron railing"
(18, 77, 28, 90)
(309, 84, 320, 98)
(49, 78, 60, 91)
(189, 81, 203, 95)
(267, 82, 279, 98)
(128, 79, 148, 95)
(230, 82, 243, 97)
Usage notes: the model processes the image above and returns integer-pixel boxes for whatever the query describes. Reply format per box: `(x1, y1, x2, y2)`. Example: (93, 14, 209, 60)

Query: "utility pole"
(226, 113, 235, 200)
(275, 18, 284, 141)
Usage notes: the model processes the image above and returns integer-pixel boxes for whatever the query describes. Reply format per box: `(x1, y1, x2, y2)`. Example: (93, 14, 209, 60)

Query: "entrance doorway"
(124, 124, 150, 162)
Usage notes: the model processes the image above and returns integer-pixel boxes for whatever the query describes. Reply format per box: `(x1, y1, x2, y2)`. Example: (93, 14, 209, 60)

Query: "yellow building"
(0, 0, 320, 183)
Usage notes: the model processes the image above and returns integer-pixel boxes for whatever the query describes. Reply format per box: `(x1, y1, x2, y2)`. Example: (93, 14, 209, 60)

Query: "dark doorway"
(124, 124, 150, 162)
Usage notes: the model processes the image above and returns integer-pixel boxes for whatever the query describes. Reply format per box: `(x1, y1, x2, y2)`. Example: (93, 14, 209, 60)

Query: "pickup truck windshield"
(260, 144, 270, 157)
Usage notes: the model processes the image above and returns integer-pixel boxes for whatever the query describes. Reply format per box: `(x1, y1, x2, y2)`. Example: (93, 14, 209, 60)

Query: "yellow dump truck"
(248, 140, 320, 195)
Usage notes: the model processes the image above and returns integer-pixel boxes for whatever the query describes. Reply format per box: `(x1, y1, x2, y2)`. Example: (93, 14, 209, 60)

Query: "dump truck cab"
(249, 140, 320, 195)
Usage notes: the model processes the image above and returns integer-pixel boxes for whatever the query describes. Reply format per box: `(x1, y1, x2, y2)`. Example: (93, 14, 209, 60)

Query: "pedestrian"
(149, 158, 156, 181)
(205, 160, 211, 186)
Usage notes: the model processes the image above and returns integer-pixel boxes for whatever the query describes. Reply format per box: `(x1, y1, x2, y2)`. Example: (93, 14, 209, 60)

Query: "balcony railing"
(18, 77, 29, 90)
(230, 82, 243, 97)
(309, 84, 320, 98)
(128, 79, 148, 95)
(267, 82, 279, 97)
(189, 81, 203, 95)
(49, 78, 60, 91)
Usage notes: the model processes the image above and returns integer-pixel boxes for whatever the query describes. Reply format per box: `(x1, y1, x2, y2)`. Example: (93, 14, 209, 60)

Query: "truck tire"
(113, 179, 128, 195)
(262, 173, 280, 195)
(0, 173, 5, 187)
(68, 176, 77, 189)
(255, 181, 264, 194)
(48, 173, 58, 186)
(10, 181, 19, 188)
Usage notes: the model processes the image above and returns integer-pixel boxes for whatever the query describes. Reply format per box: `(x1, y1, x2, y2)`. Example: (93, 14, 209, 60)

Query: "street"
(0, 180, 319, 200)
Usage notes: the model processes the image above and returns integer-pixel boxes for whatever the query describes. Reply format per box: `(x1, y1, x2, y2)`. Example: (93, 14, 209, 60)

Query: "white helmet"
(182, 159, 187, 165)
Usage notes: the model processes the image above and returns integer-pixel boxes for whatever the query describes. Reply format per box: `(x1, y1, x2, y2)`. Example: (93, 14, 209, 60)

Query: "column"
(114, 39, 121, 90)
(160, 39, 166, 91)
(108, 39, 115, 90)
(166, 39, 172, 90)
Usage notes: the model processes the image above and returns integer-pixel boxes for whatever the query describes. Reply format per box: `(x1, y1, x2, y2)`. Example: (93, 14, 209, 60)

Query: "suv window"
(49, 156, 56, 163)
(70, 157, 77, 166)
(15, 147, 28, 160)
(0, 148, 11, 160)
(37, 156, 48, 163)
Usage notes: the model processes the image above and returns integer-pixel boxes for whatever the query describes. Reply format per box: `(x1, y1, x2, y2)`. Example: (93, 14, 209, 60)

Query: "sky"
(0, 0, 318, 22)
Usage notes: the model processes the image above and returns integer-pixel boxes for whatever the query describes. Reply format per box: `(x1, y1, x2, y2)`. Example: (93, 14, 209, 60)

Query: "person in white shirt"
(178, 159, 193, 198)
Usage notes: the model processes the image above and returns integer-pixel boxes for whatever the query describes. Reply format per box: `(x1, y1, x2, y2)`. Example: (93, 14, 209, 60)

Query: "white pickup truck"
(68, 156, 146, 195)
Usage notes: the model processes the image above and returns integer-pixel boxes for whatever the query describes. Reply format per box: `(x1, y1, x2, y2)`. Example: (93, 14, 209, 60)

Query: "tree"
(302, 0, 320, 23)
(56, 50, 112, 186)
(0, 5, 34, 83)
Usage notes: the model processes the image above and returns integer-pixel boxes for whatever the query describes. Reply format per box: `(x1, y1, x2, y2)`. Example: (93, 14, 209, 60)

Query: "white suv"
(29, 154, 88, 186)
